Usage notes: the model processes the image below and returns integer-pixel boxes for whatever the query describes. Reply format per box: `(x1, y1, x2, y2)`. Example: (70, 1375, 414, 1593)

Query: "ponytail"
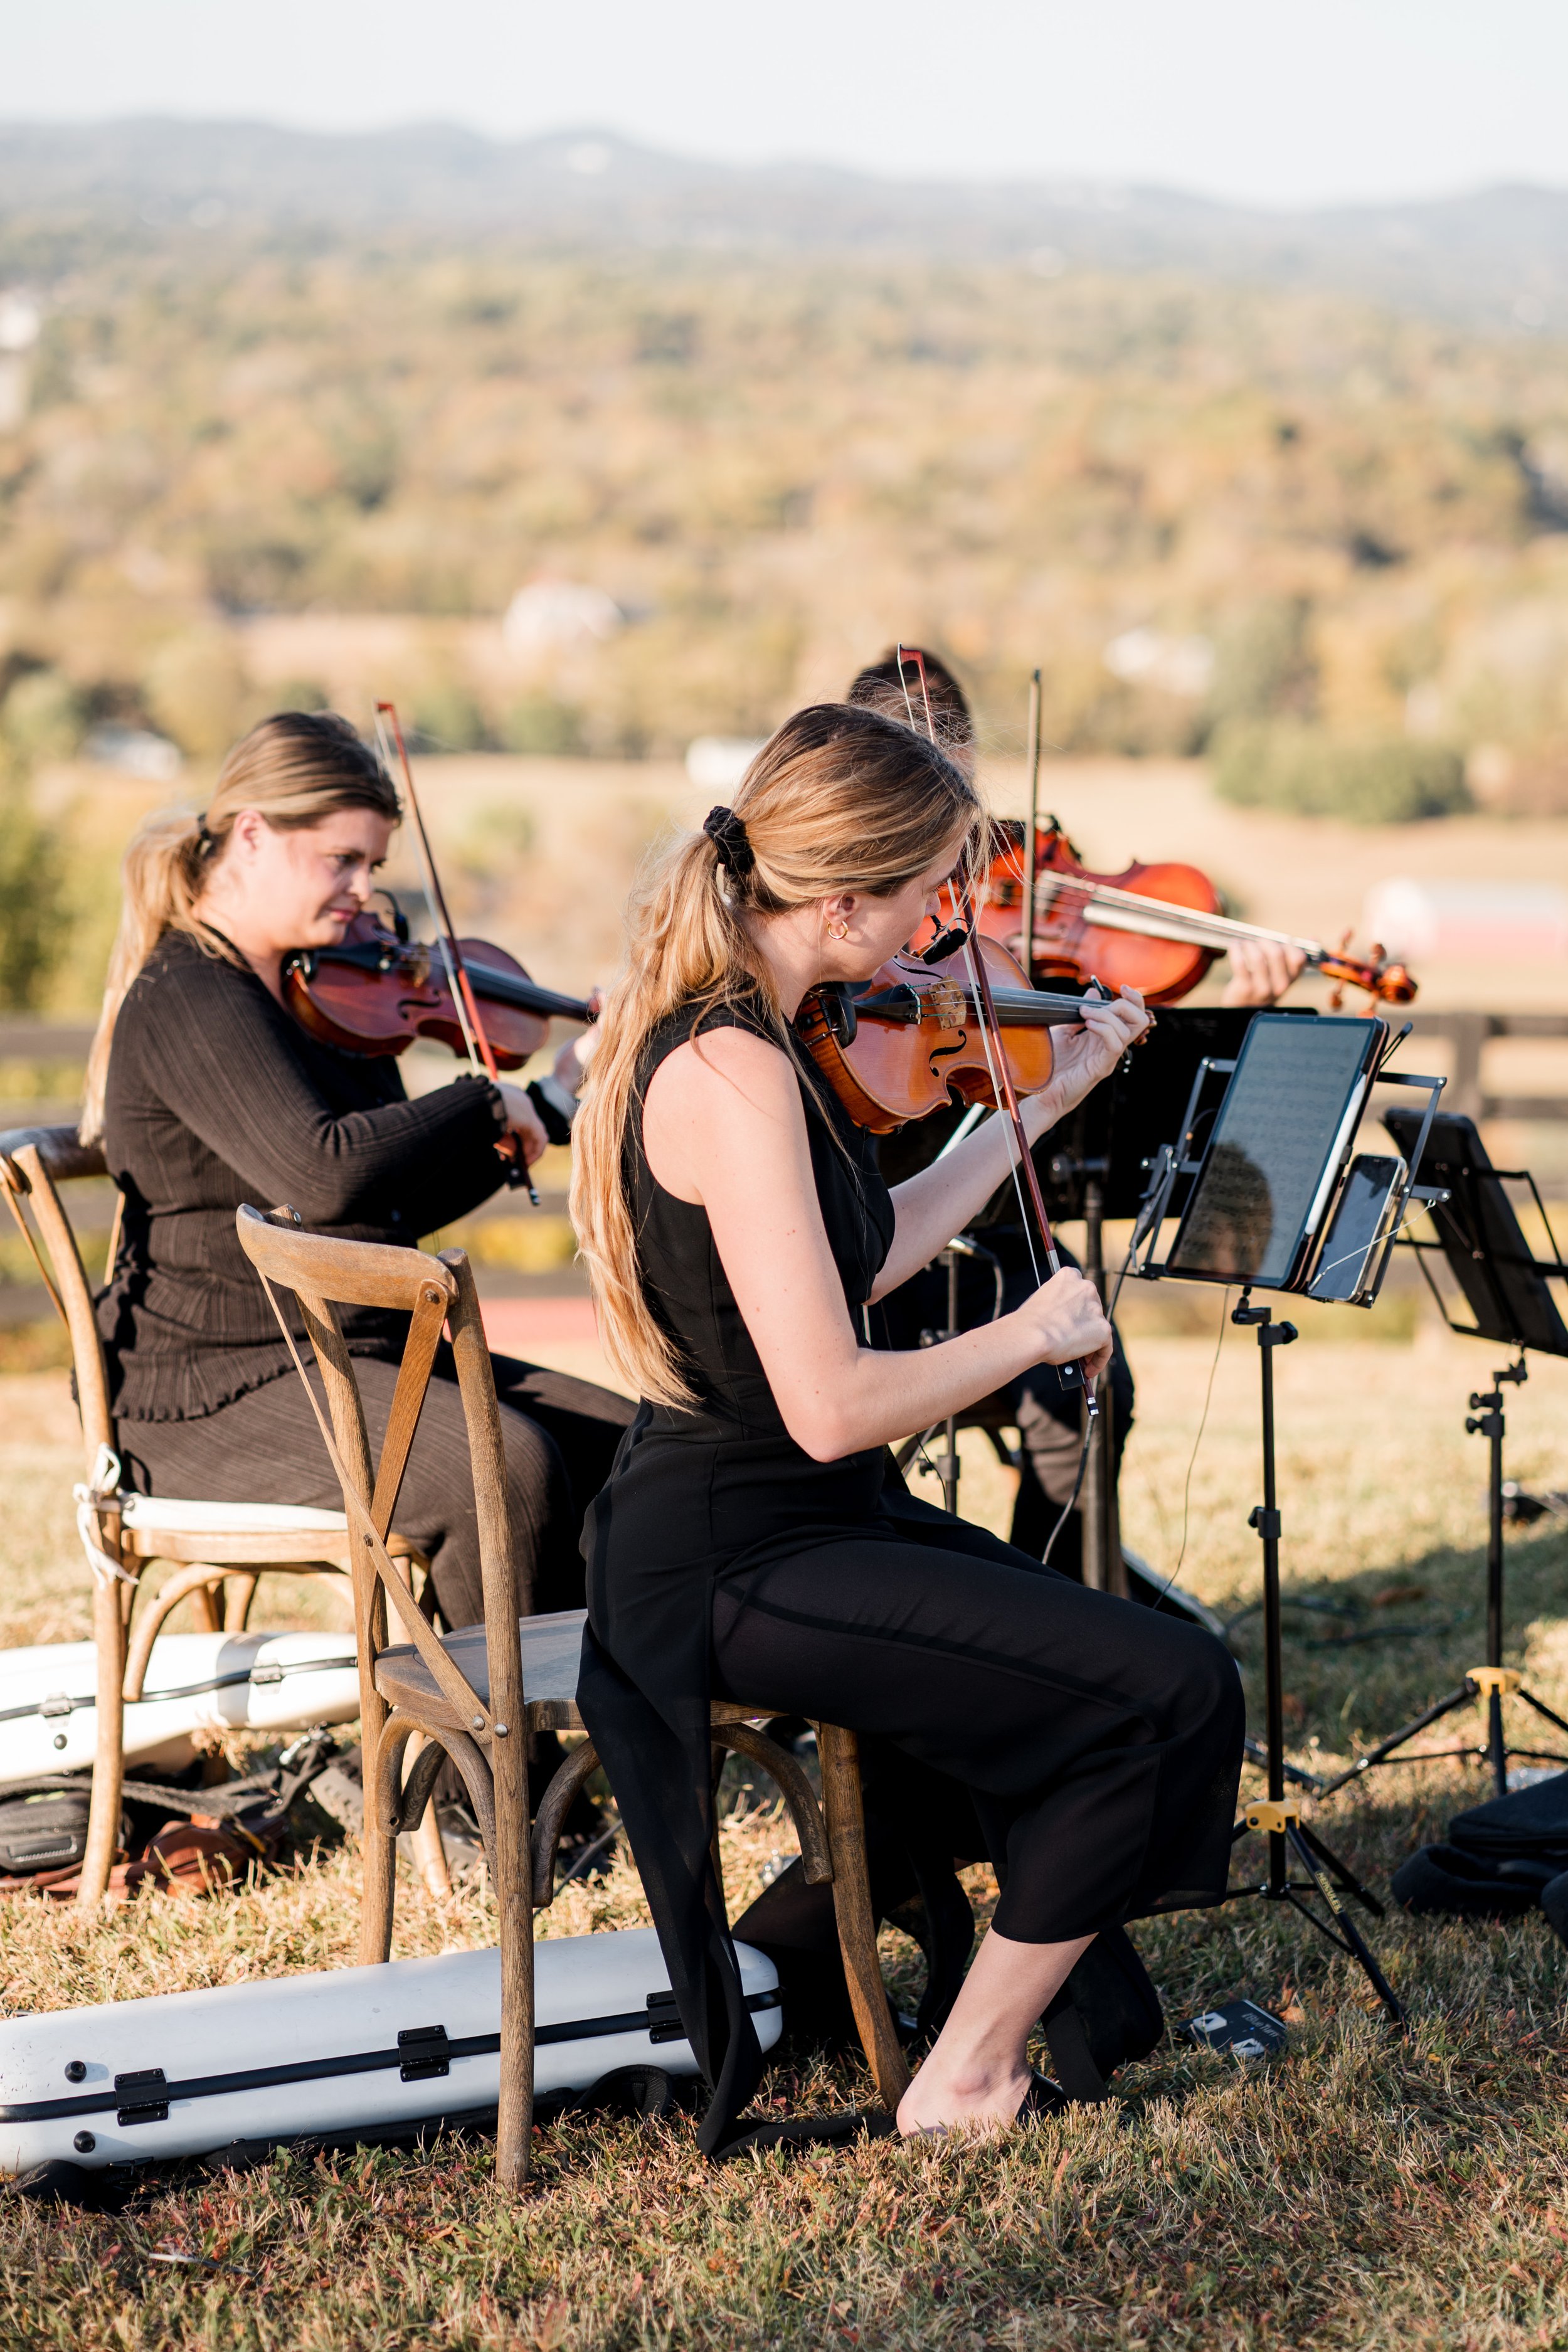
(570, 702, 981, 1406)
(80, 711, 399, 1143)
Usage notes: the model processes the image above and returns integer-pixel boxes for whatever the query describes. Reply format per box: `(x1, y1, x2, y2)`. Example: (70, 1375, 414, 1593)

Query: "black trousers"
(118, 1350, 635, 1628)
(712, 1503, 1242, 1949)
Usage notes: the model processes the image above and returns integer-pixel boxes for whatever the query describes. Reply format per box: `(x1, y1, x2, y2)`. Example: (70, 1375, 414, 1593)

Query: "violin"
(285, 699, 593, 1202)
(795, 933, 1098, 1136)
(976, 820, 1418, 1009)
(284, 907, 595, 1066)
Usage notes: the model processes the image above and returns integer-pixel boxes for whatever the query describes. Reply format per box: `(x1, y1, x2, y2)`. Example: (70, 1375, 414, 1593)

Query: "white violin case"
(0, 1927, 781, 2173)
(0, 1631, 361, 1787)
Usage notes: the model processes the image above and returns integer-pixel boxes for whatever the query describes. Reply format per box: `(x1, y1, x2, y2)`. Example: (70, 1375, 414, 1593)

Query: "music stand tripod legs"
(1221, 1294, 1404, 2026)
(1318, 1357, 1568, 1803)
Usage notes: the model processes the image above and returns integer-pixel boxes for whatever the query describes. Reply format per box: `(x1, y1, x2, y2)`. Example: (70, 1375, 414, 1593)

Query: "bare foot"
(895, 2059, 1034, 2137)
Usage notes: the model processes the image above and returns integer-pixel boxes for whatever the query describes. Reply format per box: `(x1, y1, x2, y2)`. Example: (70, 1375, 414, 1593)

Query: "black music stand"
(1128, 1013, 1448, 2026)
(1318, 1113, 1568, 1803)
(1041, 1010, 1313, 1602)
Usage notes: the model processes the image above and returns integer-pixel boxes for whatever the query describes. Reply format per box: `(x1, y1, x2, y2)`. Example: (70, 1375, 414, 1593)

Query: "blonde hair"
(571, 702, 983, 1406)
(81, 712, 400, 1142)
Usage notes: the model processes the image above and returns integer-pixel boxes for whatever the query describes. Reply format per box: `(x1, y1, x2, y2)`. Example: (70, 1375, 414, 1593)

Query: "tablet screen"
(1168, 1016, 1381, 1289)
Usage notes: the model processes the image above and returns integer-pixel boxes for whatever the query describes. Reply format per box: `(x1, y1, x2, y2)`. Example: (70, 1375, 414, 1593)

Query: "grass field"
(1, 1323, 1567, 2349)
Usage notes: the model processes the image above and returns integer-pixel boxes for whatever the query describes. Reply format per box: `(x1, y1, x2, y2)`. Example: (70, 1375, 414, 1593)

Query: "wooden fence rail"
(1407, 1011, 1568, 1125)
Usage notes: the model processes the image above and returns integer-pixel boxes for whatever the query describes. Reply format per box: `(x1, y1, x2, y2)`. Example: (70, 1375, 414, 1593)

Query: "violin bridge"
(927, 978, 966, 1030)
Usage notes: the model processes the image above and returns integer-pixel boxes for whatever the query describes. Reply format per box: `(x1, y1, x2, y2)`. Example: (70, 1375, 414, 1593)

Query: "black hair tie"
(702, 804, 755, 880)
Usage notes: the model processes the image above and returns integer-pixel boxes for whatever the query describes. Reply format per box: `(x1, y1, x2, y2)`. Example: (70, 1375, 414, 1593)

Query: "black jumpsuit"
(577, 1003, 1242, 2151)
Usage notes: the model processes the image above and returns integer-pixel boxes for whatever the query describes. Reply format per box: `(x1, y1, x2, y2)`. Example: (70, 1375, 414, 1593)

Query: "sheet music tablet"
(1167, 1015, 1384, 1291)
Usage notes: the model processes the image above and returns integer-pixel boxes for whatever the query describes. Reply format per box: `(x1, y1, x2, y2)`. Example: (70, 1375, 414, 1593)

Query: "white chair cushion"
(119, 1496, 351, 1536)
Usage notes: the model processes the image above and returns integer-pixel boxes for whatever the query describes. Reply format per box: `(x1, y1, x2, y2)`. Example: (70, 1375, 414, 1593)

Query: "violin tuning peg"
(1327, 983, 1345, 1012)
(1338, 928, 1353, 954)
(1369, 941, 1386, 965)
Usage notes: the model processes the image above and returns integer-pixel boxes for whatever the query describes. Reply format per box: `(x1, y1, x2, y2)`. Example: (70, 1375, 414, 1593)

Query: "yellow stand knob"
(1245, 1798, 1303, 1836)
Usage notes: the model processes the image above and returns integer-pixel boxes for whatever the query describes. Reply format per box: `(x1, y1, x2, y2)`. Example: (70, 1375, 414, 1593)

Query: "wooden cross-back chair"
(234, 1205, 911, 2190)
(0, 1125, 428, 1909)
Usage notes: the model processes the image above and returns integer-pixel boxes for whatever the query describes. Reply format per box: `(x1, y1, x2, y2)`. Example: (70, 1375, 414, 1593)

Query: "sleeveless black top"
(577, 1000, 894, 2152)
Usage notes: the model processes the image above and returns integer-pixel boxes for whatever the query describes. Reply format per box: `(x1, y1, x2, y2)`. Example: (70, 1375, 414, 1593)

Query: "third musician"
(847, 647, 1303, 1571)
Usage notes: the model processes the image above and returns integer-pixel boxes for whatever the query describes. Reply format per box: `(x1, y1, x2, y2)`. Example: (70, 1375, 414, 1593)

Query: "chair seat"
(375, 1606, 785, 1735)
(377, 1607, 591, 1733)
(122, 1497, 353, 1534)
(117, 1495, 419, 1568)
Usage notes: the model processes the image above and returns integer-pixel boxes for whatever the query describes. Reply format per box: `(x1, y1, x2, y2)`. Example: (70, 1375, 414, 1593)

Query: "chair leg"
(817, 1722, 911, 2110)
(78, 1574, 128, 1907)
(223, 1572, 260, 1632)
(358, 1682, 398, 1967)
(123, 1561, 235, 1700)
(405, 1731, 453, 1899)
(191, 1580, 223, 1633)
(490, 1730, 534, 2189)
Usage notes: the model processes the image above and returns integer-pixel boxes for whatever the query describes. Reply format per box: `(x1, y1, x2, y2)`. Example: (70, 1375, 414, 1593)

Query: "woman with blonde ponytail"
(88, 710, 632, 1630)
(570, 701, 1242, 2155)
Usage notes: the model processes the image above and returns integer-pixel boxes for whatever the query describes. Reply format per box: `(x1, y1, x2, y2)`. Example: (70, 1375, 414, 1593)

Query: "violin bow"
(1022, 667, 1041, 981)
(894, 648, 1093, 1407)
(374, 700, 539, 1204)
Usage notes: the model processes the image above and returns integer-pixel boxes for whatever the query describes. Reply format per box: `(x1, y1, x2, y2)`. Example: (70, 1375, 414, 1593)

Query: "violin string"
(957, 928, 1045, 1287)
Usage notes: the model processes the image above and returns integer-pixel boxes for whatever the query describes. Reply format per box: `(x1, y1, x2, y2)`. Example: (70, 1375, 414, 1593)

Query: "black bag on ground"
(1542, 1872, 1568, 1944)
(1447, 1770, 1568, 1872)
(0, 1788, 93, 1877)
(1391, 1841, 1547, 1919)
(1394, 1771, 1568, 1920)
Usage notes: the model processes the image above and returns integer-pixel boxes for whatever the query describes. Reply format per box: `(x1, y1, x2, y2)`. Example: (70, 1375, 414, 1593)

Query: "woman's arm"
(135, 970, 513, 1226)
(869, 985, 1148, 1301)
(642, 1028, 1112, 1463)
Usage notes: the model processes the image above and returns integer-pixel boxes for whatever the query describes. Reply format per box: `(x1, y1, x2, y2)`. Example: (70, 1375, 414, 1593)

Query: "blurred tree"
(1214, 724, 1468, 822)
(410, 675, 489, 751)
(502, 694, 584, 756)
(1205, 599, 1318, 733)
(144, 630, 247, 758)
(0, 669, 87, 765)
(263, 677, 330, 715)
(0, 748, 68, 1008)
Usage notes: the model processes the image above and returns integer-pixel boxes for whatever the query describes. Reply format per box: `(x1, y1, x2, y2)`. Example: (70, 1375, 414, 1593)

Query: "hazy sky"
(7, 0, 1567, 209)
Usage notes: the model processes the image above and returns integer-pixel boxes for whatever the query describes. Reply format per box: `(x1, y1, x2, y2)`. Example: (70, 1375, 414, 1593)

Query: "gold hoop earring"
(826, 917, 849, 941)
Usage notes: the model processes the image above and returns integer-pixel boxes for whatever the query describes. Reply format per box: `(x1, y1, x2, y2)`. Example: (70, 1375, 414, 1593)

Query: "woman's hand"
(1013, 1266, 1113, 1381)
(496, 1081, 549, 1168)
(1028, 986, 1150, 1130)
(552, 1004, 602, 1097)
(1221, 938, 1305, 1006)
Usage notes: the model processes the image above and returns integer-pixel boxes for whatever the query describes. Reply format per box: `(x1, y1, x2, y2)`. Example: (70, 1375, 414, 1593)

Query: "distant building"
(83, 726, 183, 782)
(1364, 877, 1568, 962)
(502, 580, 623, 660)
(1103, 627, 1214, 699)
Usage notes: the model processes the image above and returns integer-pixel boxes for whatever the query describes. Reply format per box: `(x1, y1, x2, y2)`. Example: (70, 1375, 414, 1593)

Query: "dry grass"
(1, 1330, 1567, 2349)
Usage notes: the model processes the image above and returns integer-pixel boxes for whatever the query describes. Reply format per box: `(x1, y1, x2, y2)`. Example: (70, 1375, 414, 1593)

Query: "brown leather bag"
(126, 1815, 274, 1894)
